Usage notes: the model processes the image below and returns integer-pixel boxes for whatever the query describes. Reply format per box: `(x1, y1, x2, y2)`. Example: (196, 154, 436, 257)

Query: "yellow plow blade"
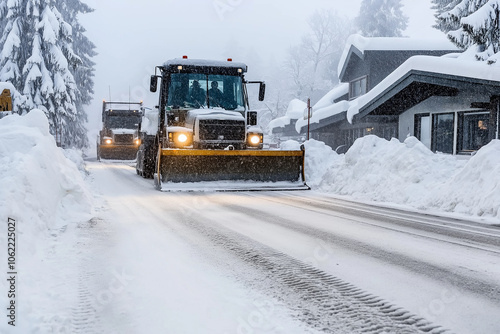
(155, 147, 309, 191)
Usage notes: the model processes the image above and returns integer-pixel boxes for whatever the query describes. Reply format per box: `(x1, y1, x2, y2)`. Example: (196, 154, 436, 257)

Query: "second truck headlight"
(168, 131, 193, 147)
(247, 133, 263, 147)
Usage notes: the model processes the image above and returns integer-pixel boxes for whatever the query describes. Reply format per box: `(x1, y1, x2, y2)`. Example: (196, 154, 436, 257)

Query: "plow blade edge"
(157, 148, 308, 190)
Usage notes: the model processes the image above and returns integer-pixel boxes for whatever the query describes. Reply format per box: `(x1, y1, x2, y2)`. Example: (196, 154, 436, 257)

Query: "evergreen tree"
(57, 0, 96, 147)
(434, 0, 500, 63)
(0, 0, 95, 148)
(0, 0, 26, 91)
(432, 0, 462, 32)
(356, 0, 409, 37)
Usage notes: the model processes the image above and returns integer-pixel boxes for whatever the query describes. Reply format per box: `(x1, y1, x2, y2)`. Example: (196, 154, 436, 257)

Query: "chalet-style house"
(274, 35, 500, 155)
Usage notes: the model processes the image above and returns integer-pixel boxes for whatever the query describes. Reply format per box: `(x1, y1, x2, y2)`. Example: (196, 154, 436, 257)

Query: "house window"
(414, 113, 431, 149)
(458, 111, 490, 152)
(349, 76, 367, 100)
(432, 113, 454, 154)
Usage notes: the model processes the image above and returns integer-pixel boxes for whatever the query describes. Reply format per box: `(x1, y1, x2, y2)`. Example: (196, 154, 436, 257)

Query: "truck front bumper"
(98, 144, 138, 160)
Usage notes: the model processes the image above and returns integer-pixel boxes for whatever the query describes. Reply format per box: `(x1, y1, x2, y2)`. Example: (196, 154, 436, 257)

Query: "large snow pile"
(0, 110, 93, 331)
(426, 139, 500, 217)
(281, 139, 341, 187)
(300, 135, 499, 222)
(0, 110, 93, 227)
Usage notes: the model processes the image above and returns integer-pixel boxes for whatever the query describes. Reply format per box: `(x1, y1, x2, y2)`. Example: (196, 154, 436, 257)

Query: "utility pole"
(306, 98, 311, 141)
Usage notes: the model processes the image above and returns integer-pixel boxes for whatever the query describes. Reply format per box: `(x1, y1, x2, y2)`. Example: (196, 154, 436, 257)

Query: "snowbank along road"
(58, 161, 500, 333)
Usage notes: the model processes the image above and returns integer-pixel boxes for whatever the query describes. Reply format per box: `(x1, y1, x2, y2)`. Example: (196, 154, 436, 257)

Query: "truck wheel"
(142, 161, 154, 179)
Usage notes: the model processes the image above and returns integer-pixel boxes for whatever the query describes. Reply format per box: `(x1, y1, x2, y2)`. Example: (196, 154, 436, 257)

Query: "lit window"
(458, 112, 489, 152)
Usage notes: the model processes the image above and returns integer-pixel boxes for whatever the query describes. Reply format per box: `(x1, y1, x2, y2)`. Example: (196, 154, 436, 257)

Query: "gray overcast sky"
(80, 0, 444, 130)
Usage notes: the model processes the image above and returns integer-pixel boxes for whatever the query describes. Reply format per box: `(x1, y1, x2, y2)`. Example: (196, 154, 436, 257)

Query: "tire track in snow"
(70, 218, 110, 334)
(261, 192, 500, 250)
(213, 196, 500, 305)
(168, 194, 450, 334)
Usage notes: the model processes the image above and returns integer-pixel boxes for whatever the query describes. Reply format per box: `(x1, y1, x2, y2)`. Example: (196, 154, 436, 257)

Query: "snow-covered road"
(78, 161, 500, 334)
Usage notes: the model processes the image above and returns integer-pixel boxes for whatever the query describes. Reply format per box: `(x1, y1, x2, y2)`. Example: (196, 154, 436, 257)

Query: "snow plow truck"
(136, 56, 309, 191)
(97, 101, 143, 160)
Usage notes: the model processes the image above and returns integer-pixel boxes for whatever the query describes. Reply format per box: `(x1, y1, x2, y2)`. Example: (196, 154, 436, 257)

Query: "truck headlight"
(105, 138, 112, 145)
(168, 131, 192, 147)
(247, 133, 263, 146)
(135, 138, 140, 145)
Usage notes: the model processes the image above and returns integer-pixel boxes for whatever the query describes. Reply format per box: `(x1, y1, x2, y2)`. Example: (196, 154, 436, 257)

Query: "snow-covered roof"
(268, 116, 291, 130)
(163, 58, 248, 72)
(295, 100, 350, 134)
(337, 34, 459, 81)
(285, 99, 307, 119)
(348, 55, 500, 122)
(268, 99, 307, 131)
(296, 55, 500, 132)
(295, 84, 349, 133)
(312, 83, 348, 111)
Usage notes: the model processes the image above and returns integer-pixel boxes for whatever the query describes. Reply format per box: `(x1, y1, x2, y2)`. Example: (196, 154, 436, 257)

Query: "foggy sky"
(80, 0, 444, 132)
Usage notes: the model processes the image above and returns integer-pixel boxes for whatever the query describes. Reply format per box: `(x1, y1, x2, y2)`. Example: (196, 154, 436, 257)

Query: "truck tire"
(141, 153, 155, 178)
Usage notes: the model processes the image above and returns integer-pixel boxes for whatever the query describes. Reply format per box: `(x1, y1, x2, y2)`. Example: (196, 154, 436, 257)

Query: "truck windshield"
(167, 73, 245, 112)
(106, 115, 141, 129)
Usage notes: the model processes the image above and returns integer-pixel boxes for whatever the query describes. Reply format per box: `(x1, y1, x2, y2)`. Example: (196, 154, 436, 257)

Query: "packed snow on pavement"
(282, 136, 500, 223)
(0, 111, 499, 332)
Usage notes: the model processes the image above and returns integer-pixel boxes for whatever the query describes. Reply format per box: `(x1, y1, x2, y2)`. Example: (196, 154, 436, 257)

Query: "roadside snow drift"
(0, 110, 92, 227)
(299, 136, 499, 222)
(0, 110, 93, 332)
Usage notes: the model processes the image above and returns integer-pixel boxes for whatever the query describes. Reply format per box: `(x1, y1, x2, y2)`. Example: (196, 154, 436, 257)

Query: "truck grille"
(114, 134, 134, 144)
(198, 119, 245, 141)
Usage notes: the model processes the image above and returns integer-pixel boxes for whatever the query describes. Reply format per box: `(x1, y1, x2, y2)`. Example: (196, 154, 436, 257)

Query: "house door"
(432, 113, 454, 154)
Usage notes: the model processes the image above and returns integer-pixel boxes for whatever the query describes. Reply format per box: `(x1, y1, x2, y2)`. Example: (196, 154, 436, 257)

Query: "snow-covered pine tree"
(434, 0, 500, 63)
(0, 0, 94, 148)
(57, 0, 96, 148)
(356, 0, 409, 37)
(432, 0, 462, 32)
(0, 0, 26, 92)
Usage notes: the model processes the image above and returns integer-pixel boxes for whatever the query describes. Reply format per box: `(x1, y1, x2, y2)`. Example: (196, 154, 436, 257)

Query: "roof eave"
(355, 70, 500, 121)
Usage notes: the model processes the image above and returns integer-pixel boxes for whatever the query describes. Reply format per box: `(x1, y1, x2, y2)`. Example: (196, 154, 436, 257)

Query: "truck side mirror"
(247, 111, 258, 126)
(258, 82, 266, 101)
(150, 76, 158, 93)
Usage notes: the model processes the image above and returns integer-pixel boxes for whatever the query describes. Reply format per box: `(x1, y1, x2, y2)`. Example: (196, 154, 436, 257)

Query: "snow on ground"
(0, 110, 93, 332)
(0, 110, 316, 333)
(294, 136, 500, 223)
(0, 110, 93, 231)
(1, 111, 499, 332)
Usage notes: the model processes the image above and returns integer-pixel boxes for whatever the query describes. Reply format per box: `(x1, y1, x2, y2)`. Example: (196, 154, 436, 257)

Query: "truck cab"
(97, 101, 143, 160)
(153, 58, 265, 151)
